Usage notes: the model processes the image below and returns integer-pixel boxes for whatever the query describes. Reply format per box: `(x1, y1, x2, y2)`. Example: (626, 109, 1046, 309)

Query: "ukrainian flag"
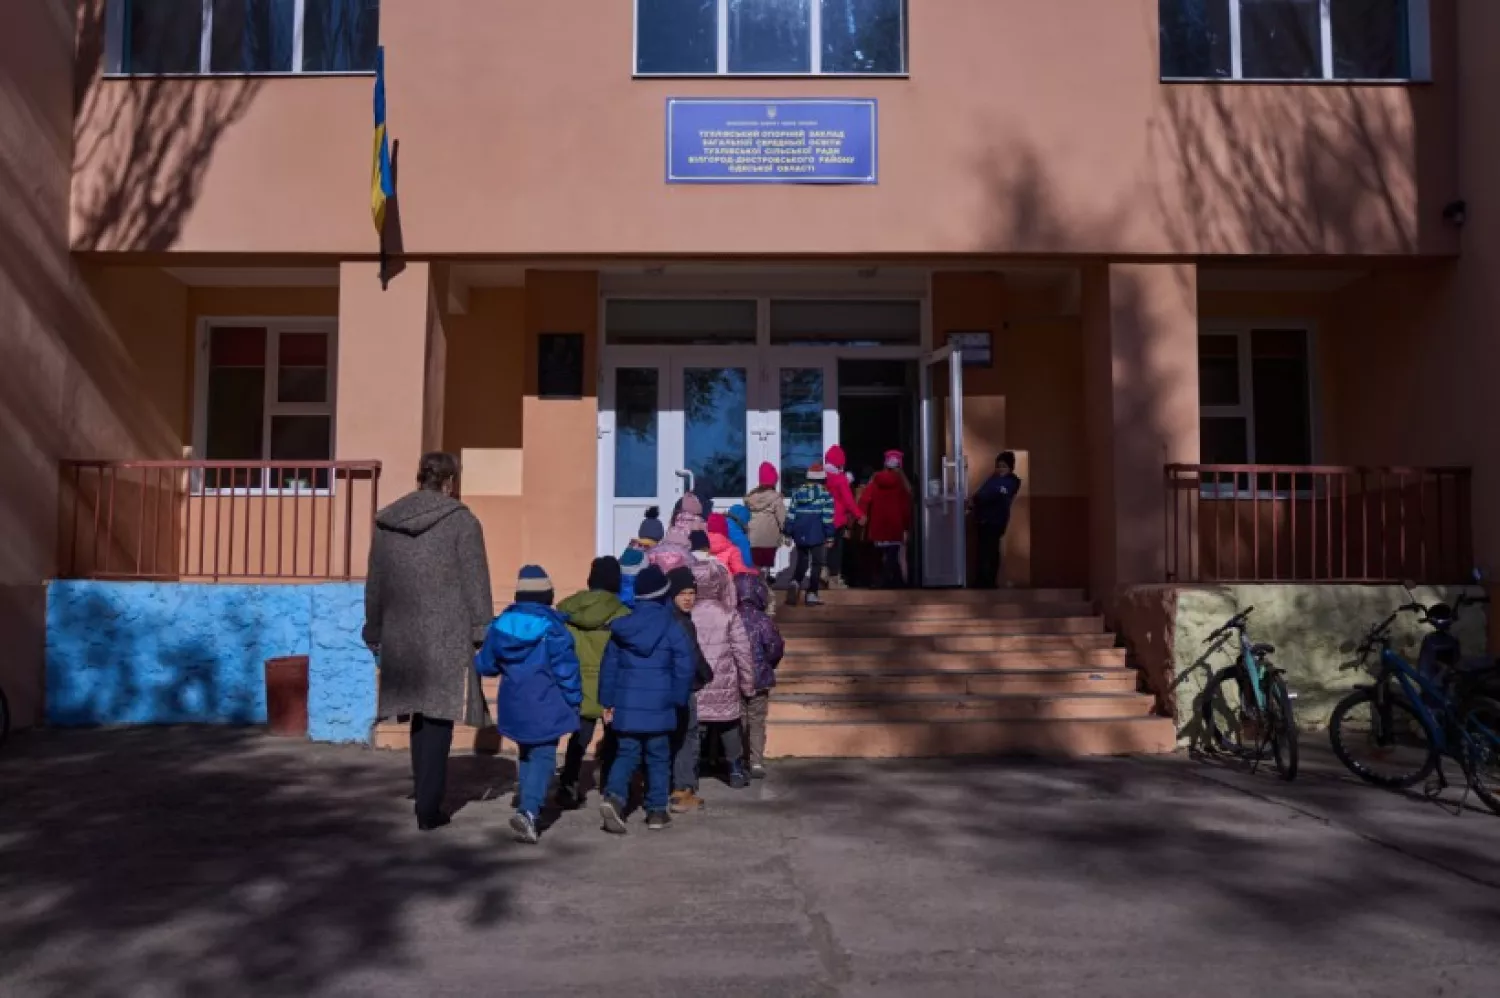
(371, 46, 395, 236)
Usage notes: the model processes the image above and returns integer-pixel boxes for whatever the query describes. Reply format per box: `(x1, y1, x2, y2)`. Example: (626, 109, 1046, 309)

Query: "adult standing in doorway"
(823, 446, 860, 589)
(973, 451, 1023, 590)
(363, 452, 495, 831)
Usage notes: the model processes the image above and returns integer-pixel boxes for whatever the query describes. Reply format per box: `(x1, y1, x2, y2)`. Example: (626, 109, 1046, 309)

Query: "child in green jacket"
(555, 557, 630, 808)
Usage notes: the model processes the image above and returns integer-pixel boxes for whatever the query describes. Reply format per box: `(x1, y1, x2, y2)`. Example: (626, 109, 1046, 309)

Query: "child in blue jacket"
(785, 463, 836, 607)
(597, 565, 697, 834)
(475, 564, 582, 844)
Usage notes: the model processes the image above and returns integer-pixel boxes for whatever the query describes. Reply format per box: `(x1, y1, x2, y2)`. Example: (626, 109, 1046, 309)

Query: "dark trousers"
(828, 528, 847, 581)
(409, 713, 454, 822)
(671, 698, 700, 791)
(877, 543, 906, 588)
(559, 716, 617, 794)
(792, 543, 827, 594)
(977, 524, 1006, 589)
(704, 721, 745, 770)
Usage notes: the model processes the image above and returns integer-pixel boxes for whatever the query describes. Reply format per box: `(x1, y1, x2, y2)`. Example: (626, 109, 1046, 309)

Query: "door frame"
(919, 344, 967, 587)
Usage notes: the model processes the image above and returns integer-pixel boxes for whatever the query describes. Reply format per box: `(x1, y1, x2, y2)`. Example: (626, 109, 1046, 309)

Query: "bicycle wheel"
(1329, 687, 1438, 789)
(1201, 665, 1257, 757)
(1264, 671, 1299, 781)
(1457, 694, 1500, 814)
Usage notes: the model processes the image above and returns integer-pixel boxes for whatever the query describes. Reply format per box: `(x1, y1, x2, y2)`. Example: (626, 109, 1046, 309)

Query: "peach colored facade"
(6, 0, 1500, 731)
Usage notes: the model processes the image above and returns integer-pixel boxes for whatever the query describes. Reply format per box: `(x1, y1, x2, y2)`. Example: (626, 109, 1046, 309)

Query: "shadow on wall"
(0, 728, 539, 997)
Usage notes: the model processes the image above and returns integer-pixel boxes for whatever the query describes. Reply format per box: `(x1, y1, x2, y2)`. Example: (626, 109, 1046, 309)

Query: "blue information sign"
(666, 98, 878, 185)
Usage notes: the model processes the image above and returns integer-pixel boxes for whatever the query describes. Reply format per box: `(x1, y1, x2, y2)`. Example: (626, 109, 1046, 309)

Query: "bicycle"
(1198, 606, 1299, 781)
(1327, 588, 1500, 813)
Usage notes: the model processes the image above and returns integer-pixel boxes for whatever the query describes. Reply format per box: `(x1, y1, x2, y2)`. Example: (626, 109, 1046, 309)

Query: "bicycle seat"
(1251, 643, 1276, 658)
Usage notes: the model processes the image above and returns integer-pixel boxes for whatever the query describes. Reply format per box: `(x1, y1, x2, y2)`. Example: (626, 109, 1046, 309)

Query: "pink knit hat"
(758, 462, 779, 488)
(825, 445, 847, 471)
(680, 492, 703, 517)
(883, 449, 904, 469)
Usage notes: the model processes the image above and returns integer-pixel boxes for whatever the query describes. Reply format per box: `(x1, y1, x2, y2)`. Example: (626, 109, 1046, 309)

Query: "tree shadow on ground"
(0, 728, 557, 998)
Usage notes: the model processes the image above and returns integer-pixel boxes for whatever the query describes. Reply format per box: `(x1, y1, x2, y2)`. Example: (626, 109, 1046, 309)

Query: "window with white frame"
(636, 0, 908, 76)
(107, 0, 379, 75)
(1160, 0, 1430, 81)
(1199, 326, 1315, 470)
(196, 321, 337, 490)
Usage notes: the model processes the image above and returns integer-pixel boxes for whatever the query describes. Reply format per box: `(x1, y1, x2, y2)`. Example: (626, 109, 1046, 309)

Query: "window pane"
(728, 0, 811, 74)
(770, 300, 922, 346)
(684, 368, 748, 498)
(1198, 334, 1240, 406)
(821, 0, 905, 74)
(780, 368, 825, 493)
(269, 416, 333, 489)
(127, 0, 204, 73)
(1332, 0, 1410, 79)
(206, 327, 265, 465)
(303, 0, 380, 72)
(1251, 329, 1312, 464)
(1241, 0, 1323, 79)
(615, 368, 660, 499)
(1159, 0, 1232, 78)
(276, 332, 330, 404)
(606, 300, 758, 346)
(210, 0, 294, 72)
(1201, 416, 1250, 465)
(637, 0, 718, 73)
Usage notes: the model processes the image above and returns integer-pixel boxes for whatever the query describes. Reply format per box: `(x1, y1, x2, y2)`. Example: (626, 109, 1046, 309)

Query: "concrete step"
(777, 600, 1097, 623)
(776, 668, 1140, 697)
(770, 692, 1156, 723)
(786, 632, 1118, 655)
(811, 588, 1087, 606)
(765, 716, 1177, 758)
(776, 615, 1107, 639)
(778, 647, 1128, 671)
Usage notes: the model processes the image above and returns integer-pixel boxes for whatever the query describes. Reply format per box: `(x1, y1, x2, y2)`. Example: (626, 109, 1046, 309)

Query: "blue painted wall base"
(46, 581, 376, 744)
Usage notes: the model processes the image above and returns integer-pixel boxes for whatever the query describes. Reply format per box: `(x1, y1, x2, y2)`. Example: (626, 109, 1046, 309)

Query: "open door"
(919, 346, 967, 587)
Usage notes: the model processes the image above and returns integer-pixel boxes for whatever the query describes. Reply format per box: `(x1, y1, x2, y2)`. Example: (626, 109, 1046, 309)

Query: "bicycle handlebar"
(1356, 592, 1489, 655)
(1204, 606, 1255, 645)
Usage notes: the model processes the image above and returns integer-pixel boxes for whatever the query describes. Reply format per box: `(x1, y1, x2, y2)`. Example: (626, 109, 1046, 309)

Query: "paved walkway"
(2, 730, 1499, 997)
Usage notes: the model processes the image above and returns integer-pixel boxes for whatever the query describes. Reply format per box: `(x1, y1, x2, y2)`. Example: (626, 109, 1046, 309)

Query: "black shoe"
(555, 784, 583, 810)
(729, 764, 750, 790)
(600, 795, 628, 835)
(416, 811, 451, 831)
(646, 810, 672, 831)
(509, 811, 539, 845)
(749, 763, 768, 781)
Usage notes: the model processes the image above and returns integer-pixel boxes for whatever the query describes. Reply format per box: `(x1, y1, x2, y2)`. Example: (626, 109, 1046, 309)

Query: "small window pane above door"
(606, 300, 758, 346)
(770, 300, 921, 346)
(614, 368, 660, 498)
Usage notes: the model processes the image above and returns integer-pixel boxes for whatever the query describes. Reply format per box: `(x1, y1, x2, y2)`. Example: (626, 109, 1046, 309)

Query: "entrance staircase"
(374, 588, 1175, 758)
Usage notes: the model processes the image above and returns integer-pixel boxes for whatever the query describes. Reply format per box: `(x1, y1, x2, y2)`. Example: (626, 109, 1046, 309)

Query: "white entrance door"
(920, 346, 967, 587)
(598, 350, 759, 555)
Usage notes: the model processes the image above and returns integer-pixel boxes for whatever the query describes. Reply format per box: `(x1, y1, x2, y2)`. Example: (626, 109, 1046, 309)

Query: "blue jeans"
(516, 741, 558, 818)
(607, 732, 672, 813)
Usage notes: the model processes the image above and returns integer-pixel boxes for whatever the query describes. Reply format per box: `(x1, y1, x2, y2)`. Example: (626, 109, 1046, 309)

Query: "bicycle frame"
(1238, 629, 1268, 713)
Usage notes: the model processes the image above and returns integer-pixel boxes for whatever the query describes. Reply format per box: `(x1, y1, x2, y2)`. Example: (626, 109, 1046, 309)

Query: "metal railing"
(1165, 464, 1472, 584)
(58, 460, 382, 582)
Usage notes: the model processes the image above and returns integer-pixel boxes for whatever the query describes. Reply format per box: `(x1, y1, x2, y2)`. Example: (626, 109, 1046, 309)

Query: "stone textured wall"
(46, 582, 375, 744)
(1119, 584, 1490, 743)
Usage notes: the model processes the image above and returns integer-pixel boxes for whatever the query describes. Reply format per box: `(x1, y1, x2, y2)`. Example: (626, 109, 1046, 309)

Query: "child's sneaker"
(785, 583, 800, 608)
(728, 763, 750, 790)
(646, 810, 672, 831)
(749, 763, 768, 781)
(669, 789, 705, 813)
(599, 795, 628, 835)
(509, 811, 540, 845)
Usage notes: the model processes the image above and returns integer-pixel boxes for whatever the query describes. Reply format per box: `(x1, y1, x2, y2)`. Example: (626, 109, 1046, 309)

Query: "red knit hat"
(825, 445, 847, 470)
(758, 462, 779, 488)
(806, 462, 827, 481)
(706, 513, 730, 536)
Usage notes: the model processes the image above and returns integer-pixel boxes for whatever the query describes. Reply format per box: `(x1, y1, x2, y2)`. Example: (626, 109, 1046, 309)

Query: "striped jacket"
(787, 482, 835, 545)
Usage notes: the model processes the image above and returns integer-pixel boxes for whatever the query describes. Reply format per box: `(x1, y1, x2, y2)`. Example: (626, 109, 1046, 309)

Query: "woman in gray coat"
(363, 452, 494, 830)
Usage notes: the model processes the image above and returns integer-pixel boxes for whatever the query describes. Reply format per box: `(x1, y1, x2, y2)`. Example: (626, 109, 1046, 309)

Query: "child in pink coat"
(690, 559, 758, 789)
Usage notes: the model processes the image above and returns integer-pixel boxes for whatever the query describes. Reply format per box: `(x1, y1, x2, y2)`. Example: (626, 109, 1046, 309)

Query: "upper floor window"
(636, 0, 908, 76)
(1160, 0, 1430, 81)
(108, 0, 380, 75)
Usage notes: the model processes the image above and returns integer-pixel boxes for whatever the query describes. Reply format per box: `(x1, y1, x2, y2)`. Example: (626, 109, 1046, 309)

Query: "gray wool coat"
(362, 490, 494, 726)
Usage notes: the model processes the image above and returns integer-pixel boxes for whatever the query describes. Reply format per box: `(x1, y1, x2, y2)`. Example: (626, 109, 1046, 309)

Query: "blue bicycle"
(1328, 590, 1500, 812)
(1199, 606, 1299, 781)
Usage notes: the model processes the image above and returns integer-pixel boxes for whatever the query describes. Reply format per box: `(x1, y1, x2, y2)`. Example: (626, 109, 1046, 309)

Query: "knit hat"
(588, 556, 622, 595)
(806, 462, 827, 482)
(667, 566, 698, 601)
(638, 506, 664, 546)
(689, 530, 711, 552)
(516, 565, 554, 605)
(620, 546, 645, 580)
(634, 565, 671, 603)
(825, 445, 847, 471)
(680, 492, 703, 517)
(884, 449, 904, 469)
(758, 462, 779, 488)
(706, 513, 730, 536)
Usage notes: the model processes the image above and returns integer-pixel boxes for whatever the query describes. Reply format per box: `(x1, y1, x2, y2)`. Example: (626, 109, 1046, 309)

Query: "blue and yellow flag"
(371, 46, 395, 236)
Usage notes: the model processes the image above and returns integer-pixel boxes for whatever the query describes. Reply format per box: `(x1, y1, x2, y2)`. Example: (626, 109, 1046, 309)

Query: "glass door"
(599, 357, 672, 556)
(673, 351, 758, 515)
(920, 346, 967, 587)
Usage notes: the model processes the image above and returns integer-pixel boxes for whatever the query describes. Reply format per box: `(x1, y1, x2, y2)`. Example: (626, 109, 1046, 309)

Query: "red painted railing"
(1165, 465, 1472, 584)
(58, 460, 382, 582)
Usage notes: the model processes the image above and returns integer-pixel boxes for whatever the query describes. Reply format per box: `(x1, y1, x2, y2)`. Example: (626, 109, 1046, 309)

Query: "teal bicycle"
(1198, 607, 1299, 781)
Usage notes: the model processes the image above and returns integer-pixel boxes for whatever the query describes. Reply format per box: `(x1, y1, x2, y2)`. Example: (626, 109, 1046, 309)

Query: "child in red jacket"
(823, 446, 861, 589)
(858, 450, 914, 588)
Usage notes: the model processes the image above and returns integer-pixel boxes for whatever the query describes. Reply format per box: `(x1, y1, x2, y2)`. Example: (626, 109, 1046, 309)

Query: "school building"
(4, 1, 1500, 750)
